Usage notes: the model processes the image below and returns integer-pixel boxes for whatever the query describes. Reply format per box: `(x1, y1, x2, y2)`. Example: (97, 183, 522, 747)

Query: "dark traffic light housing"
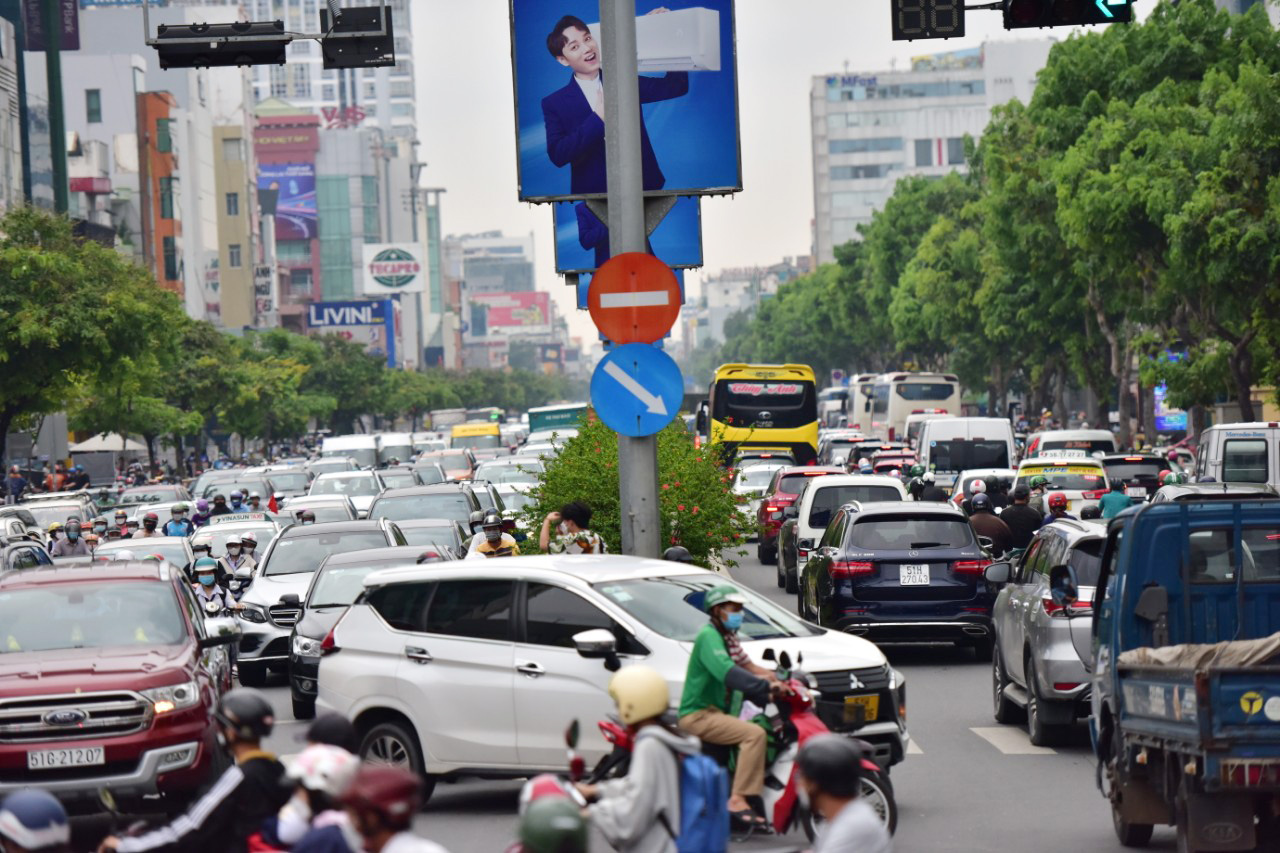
(319, 5, 395, 69)
(153, 21, 288, 69)
(890, 0, 966, 41)
(1003, 0, 1133, 28)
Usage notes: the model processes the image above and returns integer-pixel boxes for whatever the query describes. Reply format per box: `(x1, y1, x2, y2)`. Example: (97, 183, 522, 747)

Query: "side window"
(819, 510, 844, 548)
(1223, 439, 1268, 483)
(367, 581, 436, 631)
(1188, 530, 1235, 584)
(424, 580, 514, 641)
(175, 581, 206, 640)
(524, 583, 640, 651)
(387, 523, 407, 546)
(1017, 540, 1045, 584)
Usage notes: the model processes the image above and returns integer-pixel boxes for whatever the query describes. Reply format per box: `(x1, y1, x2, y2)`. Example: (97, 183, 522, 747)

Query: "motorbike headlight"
(228, 580, 241, 591)
(236, 603, 268, 624)
(292, 634, 322, 657)
(141, 679, 200, 714)
(804, 671, 819, 690)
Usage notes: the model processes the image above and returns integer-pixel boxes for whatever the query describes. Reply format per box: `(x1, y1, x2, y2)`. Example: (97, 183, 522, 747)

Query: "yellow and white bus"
(450, 421, 503, 451)
(708, 364, 819, 465)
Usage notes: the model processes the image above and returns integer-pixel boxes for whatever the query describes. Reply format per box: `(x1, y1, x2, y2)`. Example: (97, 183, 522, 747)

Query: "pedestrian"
(1000, 486, 1042, 551)
(539, 501, 605, 554)
(340, 767, 450, 853)
(967, 494, 1012, 558)
(795, 734, 892, 853)
(1098, 480, 1132, 520)
(4, 466, 28, 505)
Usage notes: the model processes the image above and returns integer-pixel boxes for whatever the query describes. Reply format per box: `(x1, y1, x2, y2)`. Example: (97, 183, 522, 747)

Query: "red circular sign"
(587, 253, 682, 345)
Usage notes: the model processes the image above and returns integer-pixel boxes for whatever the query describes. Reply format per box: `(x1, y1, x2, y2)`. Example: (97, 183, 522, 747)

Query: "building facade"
(0, 11, 20, 211)
(214, 127, 256, 327)
(810, 39, 1053, 264)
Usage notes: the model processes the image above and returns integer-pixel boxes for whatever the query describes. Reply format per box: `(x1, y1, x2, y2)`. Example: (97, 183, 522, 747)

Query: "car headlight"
(141, 680, 200, 714)
(292, 634, 323, 657)
(237, 603, 268, 624)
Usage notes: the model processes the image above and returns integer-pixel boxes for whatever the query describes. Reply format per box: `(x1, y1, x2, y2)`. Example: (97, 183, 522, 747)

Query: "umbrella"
(69, 433, 147, 453)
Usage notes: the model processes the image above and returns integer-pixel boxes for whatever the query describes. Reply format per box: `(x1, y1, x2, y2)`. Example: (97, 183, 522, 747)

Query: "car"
(378, 466, 424, 491)
(307, 471, 386, 518)
(116, 485, 192, 509)
(1148, 481, 1280, 503)
(367, 484, 483, 527)
(798, 501, 995, 656)
(949, 468, 1019, 509)
(279, 495, 359, 523)
(816, 434, 867, 467)
(316, 555, 909, 801)
(189, 470, 245, 499)
(987, 519, 1102, 745)
(1014, 456, 1110, 514)
(234, 519, 407, 687)
(245, 467, 311, 499)
(915, 417, 1016, 492)
(735, 451, 796, 469)
(20, 498, 101, 532)
(1023, 428, 1117, 460)
(193, 515, 283, 557)
(0, 539, 53, 570)
(1094, 453, 1170, 503)
(754, 466, 846, 563)
(394, 518, 471, 558)
(411, 462, 449, 486)
(199, 477, 276, 503)
(732, 462, 788, 536)
(305, 457, 358, 477)
(416, 449, 476, 481)
(776, 475, 907, 593)
(0, 562, 239, 811)
(96, 537, 195, 574)
(0, 506, 43, 541)
(473, 457, 544, 486)
(289, 545, 449, 719)
(468, 482, 508, 516)
(514, 442, 559, 459)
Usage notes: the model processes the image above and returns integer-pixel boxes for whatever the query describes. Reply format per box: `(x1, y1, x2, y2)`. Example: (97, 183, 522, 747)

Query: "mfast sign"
(307, 300, 388, 327)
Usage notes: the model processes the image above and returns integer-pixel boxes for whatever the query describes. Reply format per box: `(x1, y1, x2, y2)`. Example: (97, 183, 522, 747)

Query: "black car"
(1097, 454, 1171, 503)
(394, 517, 471, 558)
(289, 545, 446, 719)
(367, 484, 482, 526)
(798, 501, 995, 656)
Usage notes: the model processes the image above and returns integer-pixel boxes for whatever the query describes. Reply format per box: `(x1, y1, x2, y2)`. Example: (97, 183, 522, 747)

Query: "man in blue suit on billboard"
(542, 12, 688, 195)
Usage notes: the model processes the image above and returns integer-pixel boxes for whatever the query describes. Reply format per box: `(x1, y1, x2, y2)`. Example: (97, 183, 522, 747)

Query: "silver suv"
(986, 518, 1102, 745)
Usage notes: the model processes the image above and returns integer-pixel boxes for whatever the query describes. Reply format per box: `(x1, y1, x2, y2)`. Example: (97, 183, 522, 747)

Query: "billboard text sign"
(362, 244, 425, 296)
(468, 291, 552, 337)
(307, 299, 399, 367)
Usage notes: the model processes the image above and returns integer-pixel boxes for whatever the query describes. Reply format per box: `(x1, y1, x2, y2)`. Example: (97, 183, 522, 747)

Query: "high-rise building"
(452, 231, 537, 294)
(0, 10, 20, 211)
(810, 39, 1053, 264)
(1213, 0, 1280, 24)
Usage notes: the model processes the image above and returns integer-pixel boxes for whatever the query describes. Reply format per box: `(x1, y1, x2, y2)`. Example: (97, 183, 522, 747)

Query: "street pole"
(42, 0, 68, 213)
(601, 0, 660, 558)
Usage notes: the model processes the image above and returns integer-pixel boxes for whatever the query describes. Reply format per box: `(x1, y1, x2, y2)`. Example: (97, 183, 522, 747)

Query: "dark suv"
(798, 501, 995, 655)
(1096, 454, 1170, 503)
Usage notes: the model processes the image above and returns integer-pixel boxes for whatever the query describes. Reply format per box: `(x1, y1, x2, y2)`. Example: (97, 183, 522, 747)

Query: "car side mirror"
(572, 628, 620, 672)
(199, 616, 241, 649)
(984, 562, 1011, 584)
(782, 506, 799, 520)
(1048, 564, 1079, 608)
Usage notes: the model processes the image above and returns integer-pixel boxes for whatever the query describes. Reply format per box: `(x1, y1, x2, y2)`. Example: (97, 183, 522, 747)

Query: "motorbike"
(506, 722, 590, 853)
(227, 566, 254, 601)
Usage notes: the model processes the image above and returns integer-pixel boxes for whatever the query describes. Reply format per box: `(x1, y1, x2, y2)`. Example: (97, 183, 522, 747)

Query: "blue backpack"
(659, 750, 730, 853)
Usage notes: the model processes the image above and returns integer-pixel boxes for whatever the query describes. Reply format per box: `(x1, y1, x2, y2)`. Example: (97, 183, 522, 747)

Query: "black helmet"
(481, 510, 503, 529)
(796, 733, 864, 798)
(468, 509, 485, 531)
(971, 493, 993, 512)
(299, 509, 316, 523)
(213, 688, 276, 741)
(663, 545, 694, 564)
(1080, 504, 1102, 520)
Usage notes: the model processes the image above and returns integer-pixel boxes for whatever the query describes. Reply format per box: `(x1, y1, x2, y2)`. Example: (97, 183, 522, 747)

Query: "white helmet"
(286, 743, 360, 796)
(970, 478, 987, 494)
(922, 471, 936, 483)
(857, 457, 871, 468)
(608, 665, 670, 726)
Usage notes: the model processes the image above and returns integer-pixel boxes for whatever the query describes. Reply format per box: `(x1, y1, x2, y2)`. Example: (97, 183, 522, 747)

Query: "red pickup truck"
(0, 562, 238, 812)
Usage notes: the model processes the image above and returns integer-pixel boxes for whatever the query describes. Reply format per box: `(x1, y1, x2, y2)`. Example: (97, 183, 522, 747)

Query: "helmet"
(796, 733, 864, 799)
(909, 464, 925, 477)
(213, 688, 276, 740)
(230, 490, 243, 501)
(1167, 449, 1179, 460)
(922, 471, 936, 484)
(1157, 470, 1172, 486)
(970, 479, 987, 494)
(172, 503, 188, 514)
(213, 493, 227, 504)
(241, 532, 258, 546)
(196, 499, 209, 512)
(1048, 492, 1069, 510)
(84, 533, 99, 544)
(191, 532, 213, 551)
(110, 550, 136, 561)
(704, 585, 746, 612)
(857, 457, 871, 468)
(663, 545, 694, 563)
(47, 522, 62, 533)
(299, 510, 316, 523)
(114, 509, 128, 519)
(193, 557, 219, 573)
(1030, 475, 1049, 489)
(0, 789, 70, 850)
(1166, 472, 1184, 485)
(143, 512, 158, 522)
(225, 535, 243, 547)
(340, 766, 421, 829)
(249, 491, 261, 500)
(608, 665, 670, 726)
(287, 744, 360, 797)
(92, 516, 108, 528)
(480, 510, 503, 529)
(519, 797, 588, 853)
(1080, 505, 1102, 520)
(307, 713, 359, 753)
(64, 519, 82, 533)
(971, 493, 993, 512)
(468, 509, 485, 530)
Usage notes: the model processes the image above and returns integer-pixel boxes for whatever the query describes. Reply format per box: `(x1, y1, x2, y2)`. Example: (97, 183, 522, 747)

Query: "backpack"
(659, 750, 730, 853)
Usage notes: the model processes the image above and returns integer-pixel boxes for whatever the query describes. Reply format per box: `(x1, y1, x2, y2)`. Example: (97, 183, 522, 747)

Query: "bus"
(843, 373, 880, 432)
(527, 402, 589, 436)
(708, 364, 819, 465)
(451, 421, 502, 451)
(866, 371, 961, 442)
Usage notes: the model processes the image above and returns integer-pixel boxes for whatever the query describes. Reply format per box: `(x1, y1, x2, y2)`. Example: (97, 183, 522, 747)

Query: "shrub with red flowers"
(519, 416, 752, 568)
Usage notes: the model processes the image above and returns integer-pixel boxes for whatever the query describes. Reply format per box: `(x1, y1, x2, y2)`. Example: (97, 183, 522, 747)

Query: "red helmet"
(1157, 470, 1172, 486)
(1166, 449, 1178, 460)
(340, 766, 421, 829)
(1048, 492, 1068, 510)
(143, 512, 159, 522)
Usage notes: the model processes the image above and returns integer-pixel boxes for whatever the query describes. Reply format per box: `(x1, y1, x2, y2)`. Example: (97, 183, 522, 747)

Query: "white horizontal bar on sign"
(599, 291, 671, 309)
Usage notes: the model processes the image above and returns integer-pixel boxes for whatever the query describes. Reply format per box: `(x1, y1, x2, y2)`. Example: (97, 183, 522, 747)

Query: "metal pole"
(42, 0, 68, 213)
(601, 0, 660, 558)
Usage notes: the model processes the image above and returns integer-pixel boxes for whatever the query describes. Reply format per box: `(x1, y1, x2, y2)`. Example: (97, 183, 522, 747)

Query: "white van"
(1195, 423, 1280, 486)
(320, 434, 378, 470)
(904, 411, 955, 450)
(375, 432, 414, 465)
(1024, 429, 1117, 460)
(917, 417, 1016, 491)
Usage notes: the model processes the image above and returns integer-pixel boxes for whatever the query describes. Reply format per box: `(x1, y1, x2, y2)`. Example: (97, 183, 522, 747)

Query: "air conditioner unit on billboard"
(588, 7, 721, 73)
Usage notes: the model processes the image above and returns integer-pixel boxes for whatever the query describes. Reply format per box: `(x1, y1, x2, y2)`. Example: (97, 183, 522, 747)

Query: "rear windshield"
(322, 448, 377, 469)
(379, 472, 419, 490)
(809, 485, 904, 527)
(399, 523, 456, 547)
(847, 516, 975, 550)
(1039, 439, 1115, 456)
(1017, 466, 1105, 491)
(736, 467, 781, 491)
(431, 452, 472, 471)
(119, 489, 179, 505)
(370, 494, 472, 523)
(289, 504, 354, 523)
(265, 531, 389, 576)
(896, 382, 954, 401)
(310, 564, 398, 607)
(267, 472, 309, 492)
(310, 476, 381, 497)
(413, 465, 447, 485)
(1102, 460, 1169, 483)
(202, 480, 269, 499)
(1068, 539, 1104, 586)
(1223, 439, 1268, 483)
(452, 434, 502, 450)
(98, 542, 189, 565)
(779, 473, 831, 494)
(928, 440, 1009, 473)
(0, 582, 185, 653)
(377, 445, 414, 464)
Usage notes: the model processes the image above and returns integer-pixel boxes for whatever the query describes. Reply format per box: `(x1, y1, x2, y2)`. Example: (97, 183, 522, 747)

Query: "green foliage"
(520, 417, 752, 568)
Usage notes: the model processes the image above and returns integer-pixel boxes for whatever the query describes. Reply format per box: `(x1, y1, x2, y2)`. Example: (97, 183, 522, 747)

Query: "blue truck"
(1054, 500, 1280, 851)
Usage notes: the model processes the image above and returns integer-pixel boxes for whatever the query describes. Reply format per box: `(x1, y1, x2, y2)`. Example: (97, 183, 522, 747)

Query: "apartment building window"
(321, 84, 336, 101)
(225, 192, 240, 216)
(292, 40, 311, 55)
(270, 65, 288, 98)
(222, 137, 243, 161)
(159, 177, 176, 219)
(85, 89, 101, 123)
(290, 65, 311, 99)
(828, 137, 903, 155)
(389, 80, 413, 98)
(228, 244, 243, 268)
(947, 137, 966, 165)
(364, 82, 377, 99)
(391, 103, 413, 117)
(289, 267, 313, 294)
(830, 163, 900, 180)
(162, 237, 178, 281)
(156, 119, 173, 152)
(914, 139, 933, 167)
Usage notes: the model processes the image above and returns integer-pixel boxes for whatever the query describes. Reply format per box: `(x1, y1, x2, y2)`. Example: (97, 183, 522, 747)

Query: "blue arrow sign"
(1096, 0, 1126, 18)
(590, 343, 683, 437)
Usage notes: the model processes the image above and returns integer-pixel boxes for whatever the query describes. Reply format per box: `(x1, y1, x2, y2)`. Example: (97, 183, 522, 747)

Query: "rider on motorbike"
(905, 465, 926, 500)
(135, 512, 164, 539)
(162, 504, 195, 538)
(465, 510, 520, 559)
(796, 735, 892, 853)
(192, 558, 237, 612)
(217, 536, 256, 579)
(339, 767, 449, 853)
(268, 743, 361, 851)
(49, 520, 88, 557)
(191, 499, 212, 528)
(0, 788, 71, 853)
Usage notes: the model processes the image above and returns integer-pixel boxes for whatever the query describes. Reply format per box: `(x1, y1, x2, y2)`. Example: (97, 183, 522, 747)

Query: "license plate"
(844, 695, 880, 724)
(899, 564, 930, 585)
(27, 747, 105, 770)
(1126, 487, 1146, 498)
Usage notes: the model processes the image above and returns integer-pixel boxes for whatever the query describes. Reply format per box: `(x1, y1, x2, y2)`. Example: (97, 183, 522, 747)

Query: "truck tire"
(1026, 660, 1064, 747)
(992, 649, 1024, 724)
(359, 720, 437, 805)
(1112, 805, 1154, 848)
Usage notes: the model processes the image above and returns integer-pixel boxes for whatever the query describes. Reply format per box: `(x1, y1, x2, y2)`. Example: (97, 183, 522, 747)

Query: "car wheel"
(992, 648, 1024, 725)
(291, 695, 316, 721)
(1026, 660, 1063, 747)
(360, 720, 437, 804)
(758, 540, 776, 564)
(237, 663, 267, 688)
(775, 548, 786, 588)
(784, 563, 799, 595)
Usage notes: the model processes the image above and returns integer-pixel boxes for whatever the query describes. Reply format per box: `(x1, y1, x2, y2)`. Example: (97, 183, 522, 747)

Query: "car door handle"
(515, 661, 545, 678)
(404, 646, 433, 665)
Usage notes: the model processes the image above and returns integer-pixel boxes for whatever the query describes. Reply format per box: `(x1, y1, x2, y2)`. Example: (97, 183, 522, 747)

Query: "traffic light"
(319, 5, 395, 70)
(890, 0, 965, 41)
(153, 21, 289, 69)
(1003, 0, 1133, 29)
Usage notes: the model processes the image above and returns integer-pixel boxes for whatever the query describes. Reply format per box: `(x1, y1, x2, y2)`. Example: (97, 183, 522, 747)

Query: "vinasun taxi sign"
(362, 244, 425, 296)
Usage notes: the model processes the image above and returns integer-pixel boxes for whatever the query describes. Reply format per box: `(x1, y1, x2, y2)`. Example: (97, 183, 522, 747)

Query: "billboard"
(468, 292, 552, 337)
(362, 244, 426, 296)
(510, 0, 741, 202)
(258, 163, 317, 241)
(306, 299, 400, 367)
(554, 196, 702, 274)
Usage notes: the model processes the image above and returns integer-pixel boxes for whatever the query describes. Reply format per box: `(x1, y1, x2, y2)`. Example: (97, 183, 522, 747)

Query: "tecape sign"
(362, 244, 425, 296)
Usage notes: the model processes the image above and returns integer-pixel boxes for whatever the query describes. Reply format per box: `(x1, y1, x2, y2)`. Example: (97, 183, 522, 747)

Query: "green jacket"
(1099, 490, 1132, 519)
(678, 623, 735, 718)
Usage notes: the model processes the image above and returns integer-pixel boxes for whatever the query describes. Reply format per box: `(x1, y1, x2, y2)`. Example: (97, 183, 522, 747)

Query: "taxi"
(1014, 454, 1110, 514)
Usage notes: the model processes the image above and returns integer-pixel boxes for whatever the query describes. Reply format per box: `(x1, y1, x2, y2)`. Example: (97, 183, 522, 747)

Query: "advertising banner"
(362, 244, 426, 296)
(258, 163, 317, 241)
(306, 299, 399, 367)
(23, 0, 79, 52)
(554, 196, 702, 273)
(510, 0, 741, 202)
(468, 292, 552, 337)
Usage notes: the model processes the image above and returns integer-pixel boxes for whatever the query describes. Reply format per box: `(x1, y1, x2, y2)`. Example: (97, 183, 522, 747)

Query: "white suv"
(317, 555, 909, 801)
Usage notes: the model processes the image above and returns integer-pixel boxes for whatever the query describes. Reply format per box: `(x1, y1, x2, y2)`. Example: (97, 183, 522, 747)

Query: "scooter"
(507, 722, 590, 853)
(227, 566, 254, 601)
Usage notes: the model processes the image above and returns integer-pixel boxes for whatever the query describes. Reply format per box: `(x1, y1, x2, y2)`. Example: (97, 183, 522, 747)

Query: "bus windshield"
(712, 380, 816, 430)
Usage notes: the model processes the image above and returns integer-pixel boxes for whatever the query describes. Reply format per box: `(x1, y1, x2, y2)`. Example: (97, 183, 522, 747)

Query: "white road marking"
(599, 290, 670, 309)
(970, 726, 1056, 755)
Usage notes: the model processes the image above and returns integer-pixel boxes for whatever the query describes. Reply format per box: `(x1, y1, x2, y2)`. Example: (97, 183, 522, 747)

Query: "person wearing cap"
(162, 504, 195, 538)
(135, 512, 164, 539)
(796, 734, 892, 853)
(1000, 486, 1043, 551)
(0, 788, 72, 853)
(678, 585, 783, 830)
(340, 766, 449, 853)
(967, 494, 1012, 558)
(50, 520, 89, 557)
(209, 494, 233, 517)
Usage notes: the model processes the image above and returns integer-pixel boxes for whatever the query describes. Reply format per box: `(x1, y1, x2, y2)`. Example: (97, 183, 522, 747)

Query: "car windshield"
(97, 541, 189, 565)
(809, 485, 904, 527)
(119, 489, 178, 505)
(927, 440, 1010, 473)
(311, 476, 380, 497)
(594, 574, 822, 642)
(0, 582, 185, 653)
(266, 472, 309, 492)
(24, 503, 88, 530)
(309, 563, 402, 606)
(264, 531, 390, 576)
(380, 471, 419, 490)
(848, 516, 975, 550)
(1017, 466, 1106, 491)
(370, 494, 472, 523)
(957, 475, 1014, 498)
(202, 481, 269, 499)
(475, 462, 542, 484)
(736, 466, 781, 491)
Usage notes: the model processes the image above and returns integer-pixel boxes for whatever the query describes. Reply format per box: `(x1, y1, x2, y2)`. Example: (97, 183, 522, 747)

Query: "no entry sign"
(587, 253, 682, 344)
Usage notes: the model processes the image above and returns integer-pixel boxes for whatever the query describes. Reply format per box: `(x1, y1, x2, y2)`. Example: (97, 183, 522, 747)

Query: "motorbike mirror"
(778, 650, 793, 671)
(565, 719, 580, 750)
(761, 648, 776, 662)
(234, 566, 253, 580)
(1048, 564, 1079, 608)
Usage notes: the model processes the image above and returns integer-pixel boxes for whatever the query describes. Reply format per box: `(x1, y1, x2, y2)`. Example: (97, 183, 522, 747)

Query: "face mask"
(485, 528, 502, 543)
(723, 611, 744, 632)
(230, 499, 242, 508)
(215, 503, 226, 510)
(198, 574, 215, 586)
(173, 514, 185, 522)
(94, 524, 106, 534)
(143, 521, 157, 530)
(67, 531, 80, 541)
(228, 546, 241, 556)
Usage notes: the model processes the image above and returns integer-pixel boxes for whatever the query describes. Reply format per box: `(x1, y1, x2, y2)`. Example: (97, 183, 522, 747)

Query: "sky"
(410, 1, 1066, 347)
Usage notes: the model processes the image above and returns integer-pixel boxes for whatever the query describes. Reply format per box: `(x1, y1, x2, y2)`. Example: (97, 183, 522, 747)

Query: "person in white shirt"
(797, 734, 893, 853)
